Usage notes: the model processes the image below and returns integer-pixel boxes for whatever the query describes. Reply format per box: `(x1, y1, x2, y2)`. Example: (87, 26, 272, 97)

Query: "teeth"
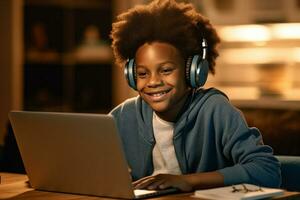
(151, 92, 166, 97)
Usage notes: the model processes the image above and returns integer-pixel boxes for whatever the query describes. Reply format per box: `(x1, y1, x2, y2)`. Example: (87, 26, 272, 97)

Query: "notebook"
(194, 184, 284, 200)
(9, 111, 178, 199)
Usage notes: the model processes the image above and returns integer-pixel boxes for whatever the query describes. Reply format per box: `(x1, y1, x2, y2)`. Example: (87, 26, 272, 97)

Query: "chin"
(148, 102, 169, 113)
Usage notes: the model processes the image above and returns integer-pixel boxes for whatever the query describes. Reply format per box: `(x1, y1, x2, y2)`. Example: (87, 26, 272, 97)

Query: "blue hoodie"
(110, 88, 281, 187)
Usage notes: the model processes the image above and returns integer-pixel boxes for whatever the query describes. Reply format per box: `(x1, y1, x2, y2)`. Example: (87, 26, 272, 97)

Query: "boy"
(110, 0, 281, 192)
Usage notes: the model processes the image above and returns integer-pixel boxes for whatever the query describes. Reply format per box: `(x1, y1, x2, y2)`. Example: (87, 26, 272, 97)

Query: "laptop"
(9, 111, 178, 199)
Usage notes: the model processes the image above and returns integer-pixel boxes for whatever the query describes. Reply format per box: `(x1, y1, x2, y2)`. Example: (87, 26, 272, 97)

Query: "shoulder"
(202, 88, 240, 112)
(197, 88, 228, 104)
(201, 89, 255, 141)
(109, 96, 140, 132)
(109, 96, 139, 117)
(191, 88, 234, 113)
(190, 88, 246, 128)
(109, 95, 152, 120)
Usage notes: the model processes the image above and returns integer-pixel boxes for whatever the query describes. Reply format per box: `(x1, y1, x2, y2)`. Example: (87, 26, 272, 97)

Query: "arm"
(211, 95, 281, 188)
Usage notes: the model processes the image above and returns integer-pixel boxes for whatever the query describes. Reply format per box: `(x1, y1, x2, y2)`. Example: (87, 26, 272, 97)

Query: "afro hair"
(110, 0, 220, 74)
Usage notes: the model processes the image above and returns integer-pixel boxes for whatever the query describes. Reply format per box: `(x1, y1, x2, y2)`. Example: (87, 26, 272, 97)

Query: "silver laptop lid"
(9, 111, 135, 199)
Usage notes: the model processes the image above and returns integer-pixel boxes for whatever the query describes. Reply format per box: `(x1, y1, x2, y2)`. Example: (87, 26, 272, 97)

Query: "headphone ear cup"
(124, 59, 137, 90)
(187, 55, 209, 88)
(196, 59, 209, 87)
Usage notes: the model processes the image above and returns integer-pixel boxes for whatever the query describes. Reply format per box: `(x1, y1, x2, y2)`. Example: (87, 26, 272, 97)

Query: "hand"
(132, 174, 193, 192)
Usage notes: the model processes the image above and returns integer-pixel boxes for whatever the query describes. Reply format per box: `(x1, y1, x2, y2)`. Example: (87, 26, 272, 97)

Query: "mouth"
(144, 89, 172, 102)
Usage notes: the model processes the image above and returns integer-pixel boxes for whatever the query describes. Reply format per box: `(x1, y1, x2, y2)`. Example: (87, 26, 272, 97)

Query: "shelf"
(23, 0, 113, 112)
(26, 0, 110, 9)
(25, 51, 113, 65)
(232, 99, 300, 110)
(206, 85, 300, 110)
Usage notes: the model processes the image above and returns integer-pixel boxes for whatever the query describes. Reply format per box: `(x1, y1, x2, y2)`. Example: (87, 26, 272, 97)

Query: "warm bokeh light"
(217, 23, 300, 42)
(294, 48, 300, 62)
(217, 25, 271, 42)
(271, 23, 300, 40)
(219, 48, 299, 64)
(215, 23, 300, 100)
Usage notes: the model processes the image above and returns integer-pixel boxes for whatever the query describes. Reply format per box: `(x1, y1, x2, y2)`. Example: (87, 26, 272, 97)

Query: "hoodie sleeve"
(209, 95, 281, 187)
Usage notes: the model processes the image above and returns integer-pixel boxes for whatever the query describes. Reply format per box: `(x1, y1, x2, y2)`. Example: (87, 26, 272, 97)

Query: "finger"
(132, 176, 153, 187)
(134, 177, 156, 189)
(133, 173, 167, 185)
(158, 181, 171, 190)
(161, 180, 192, 192)
(146, 179, 166, 190)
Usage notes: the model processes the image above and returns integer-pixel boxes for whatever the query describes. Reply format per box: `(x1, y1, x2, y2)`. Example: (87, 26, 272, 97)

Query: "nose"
(147, 73, 163, 88)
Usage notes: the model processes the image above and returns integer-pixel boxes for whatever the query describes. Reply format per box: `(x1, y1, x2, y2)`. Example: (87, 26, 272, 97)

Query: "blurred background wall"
(0, 0, 23, 147)
(0, 0, 300, 155)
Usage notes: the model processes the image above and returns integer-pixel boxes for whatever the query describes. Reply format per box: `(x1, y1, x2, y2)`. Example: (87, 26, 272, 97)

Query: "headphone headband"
(201, 39, 207, 59)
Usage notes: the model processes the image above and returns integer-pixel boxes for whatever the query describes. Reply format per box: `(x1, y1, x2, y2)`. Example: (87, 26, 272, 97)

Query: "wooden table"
(1, 173, 300, 200)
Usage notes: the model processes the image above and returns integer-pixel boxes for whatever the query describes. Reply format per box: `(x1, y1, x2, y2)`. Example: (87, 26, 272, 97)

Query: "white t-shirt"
(151, 112, 182, 175)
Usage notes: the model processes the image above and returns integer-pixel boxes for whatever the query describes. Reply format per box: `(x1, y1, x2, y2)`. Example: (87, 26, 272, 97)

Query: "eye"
(137, 70, 148, 79)
(161, 67, 174, 75)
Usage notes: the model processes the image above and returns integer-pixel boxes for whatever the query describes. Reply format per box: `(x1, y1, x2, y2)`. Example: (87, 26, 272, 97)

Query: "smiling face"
(135, 42, 191, 122)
